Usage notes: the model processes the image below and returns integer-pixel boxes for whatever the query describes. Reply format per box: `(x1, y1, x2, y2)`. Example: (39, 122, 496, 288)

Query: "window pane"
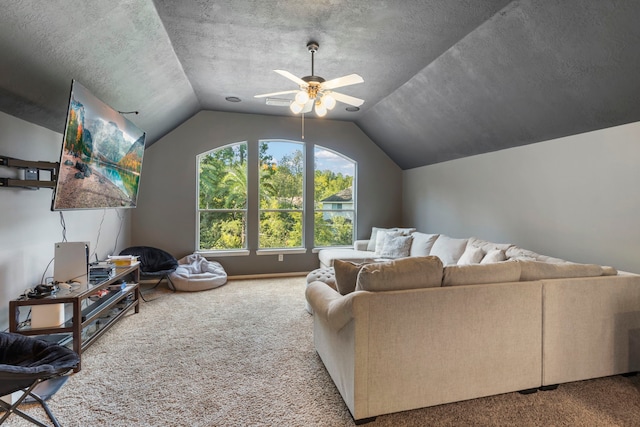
(259, 211, 303, 248)
(199, 211, 246, 250)
(314, 211, 354, 247)
(260, 141, 304, 209)
(314, 146, 356, 246)
(314, 147, 355, 206)
(199, 143, 247, 210)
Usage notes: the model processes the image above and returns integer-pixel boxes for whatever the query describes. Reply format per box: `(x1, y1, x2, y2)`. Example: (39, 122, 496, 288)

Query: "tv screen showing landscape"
(52, 80, 145, 210)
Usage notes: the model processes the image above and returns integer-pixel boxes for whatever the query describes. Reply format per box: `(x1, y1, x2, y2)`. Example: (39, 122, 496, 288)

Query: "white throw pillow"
(457, 246, 484, 265)
(367, 227, 417, 252)
(377, 233, 413, 258)
(367, 227, 389, 251)
(409, 232, 439, 257)
(429, 235, 469, 265)
(481, 249, 507, 264)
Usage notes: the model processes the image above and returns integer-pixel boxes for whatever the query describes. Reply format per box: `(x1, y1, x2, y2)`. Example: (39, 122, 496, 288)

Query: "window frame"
(257, 139, 306, 250)
(196, 142, 250, 255)
(313, 145, 357, 249)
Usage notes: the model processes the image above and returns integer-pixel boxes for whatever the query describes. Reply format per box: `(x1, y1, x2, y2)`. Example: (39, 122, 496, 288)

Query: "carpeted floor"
(5, 276, 640, 426)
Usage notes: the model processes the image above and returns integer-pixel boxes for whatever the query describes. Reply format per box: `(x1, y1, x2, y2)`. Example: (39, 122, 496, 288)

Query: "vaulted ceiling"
(1, 1, 639, 170)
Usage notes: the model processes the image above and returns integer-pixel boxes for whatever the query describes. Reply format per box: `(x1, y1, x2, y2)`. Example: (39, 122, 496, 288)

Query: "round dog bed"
(169, 253, 228, 292)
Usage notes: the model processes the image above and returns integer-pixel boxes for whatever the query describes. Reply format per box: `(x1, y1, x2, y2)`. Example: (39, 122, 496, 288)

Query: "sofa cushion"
(334, 260, 368, 295)
(409, 232, 440, 257)
(519, 260, 604, 281)
(429, 235, 469, 265)
(367, 227, 416, 251)
(443, 261, 522, 286)
(481, 249, 507, 264)
(467, 237, 513, 253)
(506, 246, 566, 264)
(376, 233, 413, 258)
(374, 230, 400, 255)
(317, 248, 376, 268)
(355, 256, 443, 292)
(457, 246, 484, 265)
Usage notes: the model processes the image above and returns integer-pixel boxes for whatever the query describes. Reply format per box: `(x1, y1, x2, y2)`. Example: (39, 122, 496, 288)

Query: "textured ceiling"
(0, 1, 639, 169)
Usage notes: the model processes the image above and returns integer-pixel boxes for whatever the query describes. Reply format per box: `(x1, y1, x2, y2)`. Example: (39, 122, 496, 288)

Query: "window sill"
(256, 248, 308, 256)
(312, 246, 353, 253)
(196, 250, 250, 257)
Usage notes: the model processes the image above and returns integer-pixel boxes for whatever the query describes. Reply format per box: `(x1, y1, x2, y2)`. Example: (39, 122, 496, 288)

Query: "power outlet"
(278, 254, 284, 262)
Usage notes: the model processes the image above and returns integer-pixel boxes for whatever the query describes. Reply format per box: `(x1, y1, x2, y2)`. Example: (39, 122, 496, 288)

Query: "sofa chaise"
(306, 229, 640, 423)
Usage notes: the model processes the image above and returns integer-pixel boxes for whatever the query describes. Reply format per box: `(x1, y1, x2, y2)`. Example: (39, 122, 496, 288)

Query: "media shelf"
(9, 263, 140, 371)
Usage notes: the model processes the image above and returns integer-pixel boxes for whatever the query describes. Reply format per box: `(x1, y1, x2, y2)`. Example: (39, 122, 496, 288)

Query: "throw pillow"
(366, 227, 417, 252)
(409, 232, 440, 257)
(377, 233, 413, 258)
(367, 227, 389, 252)
(481, 249, 507, 264)
(429, 235, 469, 265)
(355, 256, 443, 292)
(333, 259, 368, 295)
(457, 246, 484, 265)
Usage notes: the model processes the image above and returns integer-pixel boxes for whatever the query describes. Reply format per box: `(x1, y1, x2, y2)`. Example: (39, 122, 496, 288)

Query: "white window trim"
(197, 249, 251, 257)
(256, 248, 308, 256)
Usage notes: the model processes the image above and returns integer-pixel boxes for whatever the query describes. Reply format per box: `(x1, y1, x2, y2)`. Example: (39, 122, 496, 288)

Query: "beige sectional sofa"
(307, 230, 640, 423)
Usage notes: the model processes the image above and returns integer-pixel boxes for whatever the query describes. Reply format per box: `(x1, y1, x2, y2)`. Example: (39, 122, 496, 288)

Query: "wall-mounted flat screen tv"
(51, 80, 146, 210)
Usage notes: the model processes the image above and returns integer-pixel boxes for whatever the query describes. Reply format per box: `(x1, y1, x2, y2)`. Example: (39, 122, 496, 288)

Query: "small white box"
(31, 304, 65, 328)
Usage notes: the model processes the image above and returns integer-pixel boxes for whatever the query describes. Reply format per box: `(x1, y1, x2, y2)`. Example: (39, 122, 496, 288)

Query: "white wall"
(132, 110, 403, 276)
(0, 111, 132, 331)
(403, 121, 640, 274)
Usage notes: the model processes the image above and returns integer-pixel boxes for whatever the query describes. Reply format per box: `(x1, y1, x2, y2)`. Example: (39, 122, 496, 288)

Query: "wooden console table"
(9, 263, 140, 371)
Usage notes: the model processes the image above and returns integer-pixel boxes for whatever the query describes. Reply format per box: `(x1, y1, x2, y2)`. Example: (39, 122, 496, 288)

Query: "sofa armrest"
(354, 240, 370, 251)
(306, 281, 360, 331)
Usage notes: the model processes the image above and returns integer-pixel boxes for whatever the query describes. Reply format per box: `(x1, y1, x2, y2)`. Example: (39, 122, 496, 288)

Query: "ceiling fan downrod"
(307, 41, 319, 77)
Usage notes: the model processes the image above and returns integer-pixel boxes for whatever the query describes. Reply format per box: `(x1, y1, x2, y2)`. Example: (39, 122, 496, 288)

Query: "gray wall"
(0, 111, 132, 331)
(132, 110, 403, 276)
(403, 121, 640, 274)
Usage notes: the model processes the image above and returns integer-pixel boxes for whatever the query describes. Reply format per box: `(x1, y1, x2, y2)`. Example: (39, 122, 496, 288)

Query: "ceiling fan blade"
(301, 99, 314, 114)
(321, 74, 364, 90)
(254, 90, 298, 98)
(330, 91, 365, 107)
(274, 70, 307, 87)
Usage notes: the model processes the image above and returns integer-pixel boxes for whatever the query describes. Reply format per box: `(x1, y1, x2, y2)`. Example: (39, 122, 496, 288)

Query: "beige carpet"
(6, 276, 640, 426)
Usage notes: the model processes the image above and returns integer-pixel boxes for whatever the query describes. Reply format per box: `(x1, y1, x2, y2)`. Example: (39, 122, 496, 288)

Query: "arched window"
(314, 146, 356, 247)
(197, 142, 247, 251)
(196, 141, 356, 252)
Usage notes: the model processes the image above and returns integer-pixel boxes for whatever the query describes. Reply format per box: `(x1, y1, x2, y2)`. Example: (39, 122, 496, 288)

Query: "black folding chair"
(0, 332, 79, 426)
(119, 246, 178, 291)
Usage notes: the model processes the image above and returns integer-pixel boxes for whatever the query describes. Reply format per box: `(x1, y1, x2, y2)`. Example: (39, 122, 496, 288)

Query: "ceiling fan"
(255, 41, 364, 117)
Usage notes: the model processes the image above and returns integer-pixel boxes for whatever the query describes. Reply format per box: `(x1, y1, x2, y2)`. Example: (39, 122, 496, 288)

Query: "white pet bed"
(169, 253, 227, 292)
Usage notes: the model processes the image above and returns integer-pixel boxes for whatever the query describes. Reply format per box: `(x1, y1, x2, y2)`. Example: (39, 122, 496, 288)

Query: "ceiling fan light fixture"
(295, 90, 309, 105)
(315, 101, 327, 117)
(322, 94, 336, 110)
(290, 102, 305, 114)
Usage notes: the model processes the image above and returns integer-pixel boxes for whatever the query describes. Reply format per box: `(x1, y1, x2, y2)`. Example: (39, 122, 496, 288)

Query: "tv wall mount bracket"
(0, 155, 59, 189)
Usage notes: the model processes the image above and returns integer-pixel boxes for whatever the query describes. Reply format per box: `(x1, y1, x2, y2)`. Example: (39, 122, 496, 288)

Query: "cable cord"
(90, 209, 107, 261)
(111, 209, 124, 256)
(40, 257, 55, 285)
(59, 211, 67, 242)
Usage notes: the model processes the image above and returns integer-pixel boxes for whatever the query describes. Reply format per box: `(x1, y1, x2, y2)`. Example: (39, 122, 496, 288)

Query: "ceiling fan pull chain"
(301, 113, 305, 139)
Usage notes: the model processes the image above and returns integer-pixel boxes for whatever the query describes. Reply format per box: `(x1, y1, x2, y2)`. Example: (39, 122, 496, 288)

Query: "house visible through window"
(314, 146, 356, 247)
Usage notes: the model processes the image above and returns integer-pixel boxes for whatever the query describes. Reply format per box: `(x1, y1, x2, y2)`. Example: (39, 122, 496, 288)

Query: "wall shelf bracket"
(0, 155, 59, 189)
